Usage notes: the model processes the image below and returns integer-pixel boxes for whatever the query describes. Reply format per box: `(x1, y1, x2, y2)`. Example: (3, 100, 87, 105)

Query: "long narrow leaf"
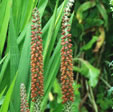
(0, 73, 17, 112)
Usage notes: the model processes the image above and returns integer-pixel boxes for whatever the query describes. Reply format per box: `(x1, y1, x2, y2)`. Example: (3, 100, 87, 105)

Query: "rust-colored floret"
(20, 83, 30, 112)
(60, 1, 74, 104)
(30, 8, 44, 102)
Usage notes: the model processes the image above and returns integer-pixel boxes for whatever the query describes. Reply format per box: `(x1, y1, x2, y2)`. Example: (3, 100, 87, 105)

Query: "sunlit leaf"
(74, 58, 100, 87)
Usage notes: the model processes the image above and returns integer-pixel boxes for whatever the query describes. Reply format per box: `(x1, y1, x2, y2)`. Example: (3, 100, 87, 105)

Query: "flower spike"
(60, 0, 75, 110)
(30, 7, 44, 111)
(20, 83, 30, 112)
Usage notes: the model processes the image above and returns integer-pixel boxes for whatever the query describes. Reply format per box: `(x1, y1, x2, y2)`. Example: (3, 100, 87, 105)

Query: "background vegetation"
(0, 0, 113, 112)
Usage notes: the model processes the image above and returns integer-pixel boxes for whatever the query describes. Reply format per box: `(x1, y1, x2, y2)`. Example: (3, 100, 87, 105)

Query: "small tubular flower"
(20, 83, 30, 112)
(30, 8, 44, 102)
(60, 0, 75, 105)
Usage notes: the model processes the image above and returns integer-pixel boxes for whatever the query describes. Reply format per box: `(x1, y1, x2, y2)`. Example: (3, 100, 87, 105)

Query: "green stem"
(86, 81, 98, 112)
(89, 86, 98, 112)
(100, 77, 112, 88)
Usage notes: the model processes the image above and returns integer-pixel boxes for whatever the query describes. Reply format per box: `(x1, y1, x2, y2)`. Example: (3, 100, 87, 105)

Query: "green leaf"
(96, 0, 108, 29)
(76, 1, 96, 23)
(0, 55, 10, 85)
(43, 0, 59, 67)
(43, 0, 66, 71)
(9, 13, 20, 82)
(11, 25, 31, 112)
(0, 55, 7, 65)
(84, 18, 104, 29)
(97, 95, 113, 111)
(50, 103, 63, 112)
(0, 0, 12, 56)
(108, 87, 113, 96)
(72, 82, 81, 112)
(81, 36, 98, 51)
(81, 107, 88, 112)
(0, 86, 7, 100)
(73, 58, 100, 87)
(12, 0, 33, 33)
(0, 86, 7, 106)
(53, 79, 62, 103)
(41, 9, 74, 112)
(38, 0, 48, 18)
(0, 23, 28, 86)
(0, 73, 17, 112)
(41, 39, 61, 111)
(19, 0, 34, 31)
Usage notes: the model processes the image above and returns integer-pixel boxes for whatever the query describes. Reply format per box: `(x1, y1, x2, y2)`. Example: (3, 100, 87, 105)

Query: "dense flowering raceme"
(30, 8, 44, 102)
(20, 83, 30, 112)
(61, 0, 75, 104)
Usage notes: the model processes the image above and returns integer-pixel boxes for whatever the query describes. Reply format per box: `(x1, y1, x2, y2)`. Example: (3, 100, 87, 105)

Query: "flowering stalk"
(60, 0, 75, 111)
(20, 83, 30, 112)
(30, 8, 44, 112)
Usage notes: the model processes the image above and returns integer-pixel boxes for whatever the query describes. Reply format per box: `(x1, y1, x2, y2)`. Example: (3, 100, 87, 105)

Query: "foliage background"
(0, 0, 113, 112)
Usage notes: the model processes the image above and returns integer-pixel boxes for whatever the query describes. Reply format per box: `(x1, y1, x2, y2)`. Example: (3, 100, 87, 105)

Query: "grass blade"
(0, 73, 17, 112)
(0, 0, 12, 56)
(11, 24, 31, 112)
(9, 13, 20, 82)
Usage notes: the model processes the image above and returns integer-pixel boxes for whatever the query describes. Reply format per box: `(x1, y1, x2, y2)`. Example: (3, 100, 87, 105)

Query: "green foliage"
(76, 1, 96, 24)
(0, 74, 17, 112)
(0, 0, 113, 112)
(97, 93, 113, 112)
(0, 0, 12, 56)
(81, 36, 98, 51)
(9, 14, 20, 82)
(74, 58, 100, 87)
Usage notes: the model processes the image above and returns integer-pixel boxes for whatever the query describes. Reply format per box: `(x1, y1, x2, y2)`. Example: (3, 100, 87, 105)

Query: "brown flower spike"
(20, 83, 30, 112)
(31, 8, 44, 102)
(61, 0, 75, 104)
